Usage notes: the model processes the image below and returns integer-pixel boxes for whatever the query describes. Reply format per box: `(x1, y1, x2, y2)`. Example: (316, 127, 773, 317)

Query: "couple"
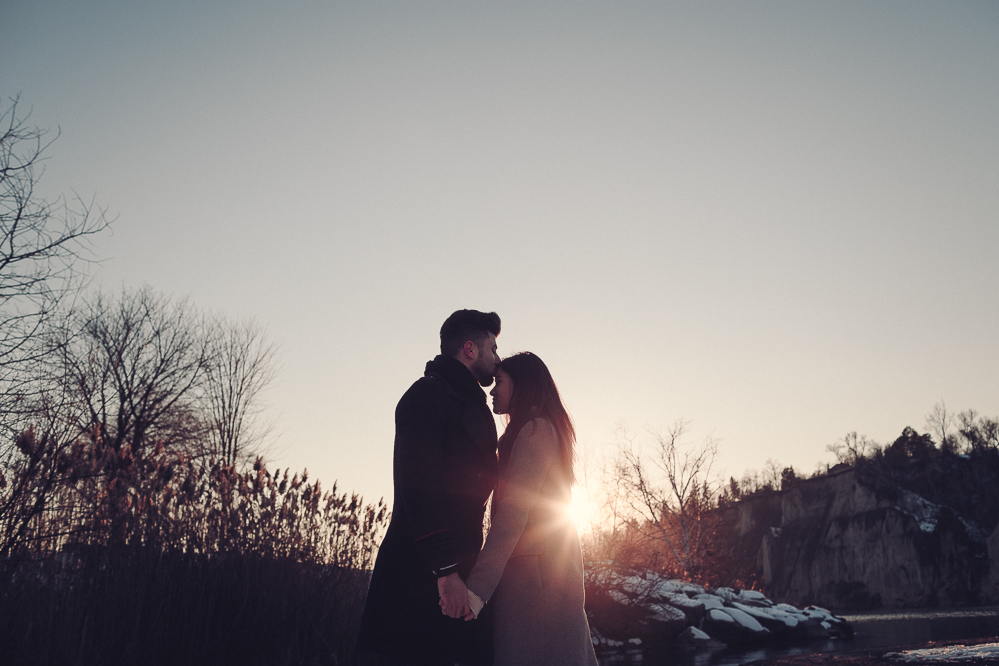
(357, 310, 598, 666)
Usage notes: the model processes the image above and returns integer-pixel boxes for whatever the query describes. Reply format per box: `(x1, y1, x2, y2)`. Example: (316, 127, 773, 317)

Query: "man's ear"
(462, 340, 478, 360)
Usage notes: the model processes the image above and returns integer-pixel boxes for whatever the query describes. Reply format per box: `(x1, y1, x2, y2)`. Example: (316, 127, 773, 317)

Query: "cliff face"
(720, 454, 999, 611)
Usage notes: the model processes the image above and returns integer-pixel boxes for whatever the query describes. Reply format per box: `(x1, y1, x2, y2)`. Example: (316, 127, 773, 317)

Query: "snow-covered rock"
(702, 608, 752, 645)
(736, 589, 773, 607)
(712, 587, 740, 604)
(679, 625, 725, 649)
(619, 575, 646, 597)
(730, 601, 793, 633)
(648, 603, 687, 624)
(743, 604, 800, 629)
(718, 607, 769, 636)
(653, 591, 705, 624)
(693, 593, 725, 610)
(585, 568, 851, 650)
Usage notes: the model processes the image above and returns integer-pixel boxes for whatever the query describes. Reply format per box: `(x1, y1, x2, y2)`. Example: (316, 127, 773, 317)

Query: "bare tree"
(956, 409, 999, 454)
(925, 401, 958, 451)
(50, 287, 212, 456)
(761, 458, 783, 490)
(202, 318, 276, 466)
(614, 420, 718, 579)
(827, 431, 879, 465)
(0, 96, 110, 423)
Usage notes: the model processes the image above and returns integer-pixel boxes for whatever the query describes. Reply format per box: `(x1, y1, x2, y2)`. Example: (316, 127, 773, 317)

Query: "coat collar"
(424, 355, 486, 403)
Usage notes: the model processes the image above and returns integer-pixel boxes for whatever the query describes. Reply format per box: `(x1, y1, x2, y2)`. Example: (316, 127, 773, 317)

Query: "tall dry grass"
(0, 430, 389, 666)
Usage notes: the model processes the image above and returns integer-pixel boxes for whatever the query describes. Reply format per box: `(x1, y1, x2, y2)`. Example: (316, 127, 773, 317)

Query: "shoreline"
(750, 637, 999, 666)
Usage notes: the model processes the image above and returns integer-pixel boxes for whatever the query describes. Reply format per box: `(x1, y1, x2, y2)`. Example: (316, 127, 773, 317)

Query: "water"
(597, 607, 999, 666)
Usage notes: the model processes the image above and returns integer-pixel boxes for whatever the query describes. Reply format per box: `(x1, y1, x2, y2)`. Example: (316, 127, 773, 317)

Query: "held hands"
(437, 572, 474, 620)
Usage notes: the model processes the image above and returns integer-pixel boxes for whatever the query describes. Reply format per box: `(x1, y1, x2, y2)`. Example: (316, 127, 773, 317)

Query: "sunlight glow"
(568, 486, 595, 534)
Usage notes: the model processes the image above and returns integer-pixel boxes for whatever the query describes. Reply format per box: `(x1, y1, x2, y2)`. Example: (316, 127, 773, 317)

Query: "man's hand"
(437, 572, 471, 619)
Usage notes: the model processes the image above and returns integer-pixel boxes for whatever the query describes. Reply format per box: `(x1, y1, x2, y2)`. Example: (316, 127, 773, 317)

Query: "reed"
(0, 435, 389, 666)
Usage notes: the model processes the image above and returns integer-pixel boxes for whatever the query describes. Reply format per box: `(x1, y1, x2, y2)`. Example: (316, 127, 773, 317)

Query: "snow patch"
(708, 608, 736, 624)
(649, 603, 686, 622)
(897, 490, 941, 533)
(608, 589, 630, 605)
(738, 589, 769, 603)
(619, 575, 645, 596)
(719, 607, 768, 634)
(694, 594, 725, 610)
(732, 601, 798, 628)
(687, 627, 710, 640)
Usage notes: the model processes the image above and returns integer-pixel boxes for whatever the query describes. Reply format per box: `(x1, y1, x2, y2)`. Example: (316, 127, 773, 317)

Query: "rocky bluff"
(718, 448, 999, 610)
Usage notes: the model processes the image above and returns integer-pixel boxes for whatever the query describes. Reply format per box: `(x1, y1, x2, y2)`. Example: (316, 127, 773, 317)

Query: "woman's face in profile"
(490, 368, 513, 415)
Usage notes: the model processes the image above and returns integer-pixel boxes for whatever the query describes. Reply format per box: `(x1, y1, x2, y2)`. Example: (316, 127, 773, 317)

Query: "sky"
(2, 1, 997, 508)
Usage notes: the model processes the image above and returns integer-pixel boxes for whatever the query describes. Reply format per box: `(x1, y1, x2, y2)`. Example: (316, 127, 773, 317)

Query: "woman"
(460, 352, 598, 666)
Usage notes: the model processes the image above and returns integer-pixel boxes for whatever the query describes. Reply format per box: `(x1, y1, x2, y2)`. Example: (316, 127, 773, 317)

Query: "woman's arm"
(464, 418, 558, 610)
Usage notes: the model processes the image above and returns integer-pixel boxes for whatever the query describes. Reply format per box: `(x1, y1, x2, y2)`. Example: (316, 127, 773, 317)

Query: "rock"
(693, 593, 726, 610)
(655, 590, 705, 624)
(799, 616, 832, 638)
(700, 607, 772, 645)
(713, 587, 740, 604)
(587, 588, 632, 637)
(637, 602, 687, 638)
(774, 602, 802, 613)
(607, 589, 630, 605)
(648, 577, 705, 599)
(619, 575, 646, 597)
(718, 607, 770, 637)
(701, 607, 743, 645)
(585, 566, 853, 650)
(586, 580, 686, 645)
(590, 626, 624, 651)
(803, 606, 853, 638)
(680, 625, 726, 649)
(738, 589, 772, 604)
(730, 601, 791, 634)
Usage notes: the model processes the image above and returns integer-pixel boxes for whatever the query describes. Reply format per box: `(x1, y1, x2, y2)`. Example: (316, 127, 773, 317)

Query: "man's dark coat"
(357, 355, 498, 664)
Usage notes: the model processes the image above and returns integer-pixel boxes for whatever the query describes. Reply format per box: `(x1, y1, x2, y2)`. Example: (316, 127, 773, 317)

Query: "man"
(358, 310, 502, 666)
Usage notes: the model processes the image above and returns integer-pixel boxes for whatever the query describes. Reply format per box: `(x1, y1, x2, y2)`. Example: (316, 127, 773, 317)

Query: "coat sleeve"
(393, 379, 460, 576)
(464, 418, 558, 604)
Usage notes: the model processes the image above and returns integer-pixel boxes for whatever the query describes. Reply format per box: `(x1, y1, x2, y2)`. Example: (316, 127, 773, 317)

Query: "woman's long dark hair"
(497, 352, 576, 487)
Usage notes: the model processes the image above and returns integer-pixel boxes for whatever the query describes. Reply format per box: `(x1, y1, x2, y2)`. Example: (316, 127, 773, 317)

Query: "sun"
(568, 485, 595, 533)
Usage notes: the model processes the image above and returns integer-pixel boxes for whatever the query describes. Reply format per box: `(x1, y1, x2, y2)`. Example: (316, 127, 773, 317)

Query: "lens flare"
(568, 486, 594, 533)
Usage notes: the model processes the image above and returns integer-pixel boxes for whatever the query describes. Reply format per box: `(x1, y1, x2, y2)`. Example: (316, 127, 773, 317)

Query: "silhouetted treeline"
(580, 406, 999, 593)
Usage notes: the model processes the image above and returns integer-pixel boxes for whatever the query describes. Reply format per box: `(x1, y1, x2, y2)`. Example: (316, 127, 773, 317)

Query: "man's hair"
(440, 309, 501, 357)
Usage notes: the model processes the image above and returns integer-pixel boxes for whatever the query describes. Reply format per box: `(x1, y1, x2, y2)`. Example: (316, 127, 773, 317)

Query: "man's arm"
(394, 380, 462, 577)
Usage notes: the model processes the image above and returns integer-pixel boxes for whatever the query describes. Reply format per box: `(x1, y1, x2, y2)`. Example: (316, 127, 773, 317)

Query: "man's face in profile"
(470, 333, 500, 387)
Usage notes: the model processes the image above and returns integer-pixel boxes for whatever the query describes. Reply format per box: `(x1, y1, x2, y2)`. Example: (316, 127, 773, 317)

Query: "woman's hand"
(464, 588, 484, 621)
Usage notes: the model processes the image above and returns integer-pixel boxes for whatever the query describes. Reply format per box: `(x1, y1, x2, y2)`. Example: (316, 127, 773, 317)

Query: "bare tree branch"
(0, 95, 111, 427)
(202, 318, 277, 466)
(613, 420, 719, 579)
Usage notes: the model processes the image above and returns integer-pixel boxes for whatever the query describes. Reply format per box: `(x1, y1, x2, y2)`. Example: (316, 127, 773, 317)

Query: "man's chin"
(478, 377, 494, 388)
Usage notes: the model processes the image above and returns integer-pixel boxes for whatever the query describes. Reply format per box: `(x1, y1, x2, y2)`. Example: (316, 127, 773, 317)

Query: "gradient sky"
(3, 1, 997, 507)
